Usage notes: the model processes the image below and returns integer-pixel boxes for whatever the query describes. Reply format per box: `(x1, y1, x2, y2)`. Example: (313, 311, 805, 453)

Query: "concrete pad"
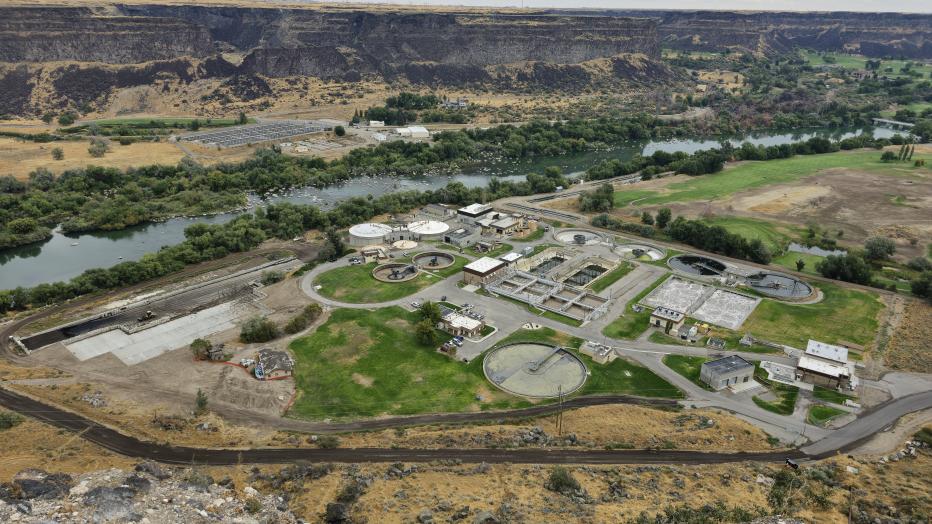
(641, 277, 709, 313)
(66, 303, 240, 366)
(692, 290, 760, 330)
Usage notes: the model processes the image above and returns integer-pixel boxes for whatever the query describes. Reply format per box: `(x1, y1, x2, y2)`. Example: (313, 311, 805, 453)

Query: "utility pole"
(556, 384, 565, 436)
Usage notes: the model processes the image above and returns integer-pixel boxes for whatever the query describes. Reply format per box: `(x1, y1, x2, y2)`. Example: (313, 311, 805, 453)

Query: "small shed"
(700, 355, 754, 391)
(649, 307, 685, 334)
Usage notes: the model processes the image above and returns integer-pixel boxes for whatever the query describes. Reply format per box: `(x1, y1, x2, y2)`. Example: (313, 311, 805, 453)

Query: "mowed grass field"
(700, 216, 803, 251)
(602, 274, 671, 340)
(633, 151, 927, 206)
(662, 355, 711, 390)
(487, 327, 682, 399)
(288, 307, 525, 420)
(772, 252, 826, 276)
(743, 282, 883, 350)
(314, 255, 467, 303)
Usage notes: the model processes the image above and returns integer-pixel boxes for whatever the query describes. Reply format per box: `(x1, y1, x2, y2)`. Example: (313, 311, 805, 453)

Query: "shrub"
(317, 435, 340, 449)
(0, 411, 24, 430)
(240, 316, 279, 343)
(284, 303, 323, 334)
(334, 125, 346, 137)
(194, 388, 208, 415)
(88, 138, 109, 158)
(260, 271, 285, 285)
(51, 147, 64, 160)
(244, 497, 262, 514)
(546, 467, 580, 494)
(190, 338, 212, 360)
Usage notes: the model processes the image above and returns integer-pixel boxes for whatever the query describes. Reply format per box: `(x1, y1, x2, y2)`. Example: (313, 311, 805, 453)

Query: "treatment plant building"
(348, 223, 393, 247)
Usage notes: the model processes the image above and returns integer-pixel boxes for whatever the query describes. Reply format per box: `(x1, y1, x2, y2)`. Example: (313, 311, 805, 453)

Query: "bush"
(260, 271, 284, 285)
(546, 467, 580, 494)
(51, 147, 64, 160)
(317, 435, 340, 449)
(57, 112, 77, 126)
(334, 125, 346, 137)
(0, 411, 24, 430)
(283, 303, 323, 335)
(190, 338, 212, 360)
(240, 316, 279, 343)
(88, 138, 109, 158)
(244, 497, 262, 514)
(864, 236, 896, 260)
(194, 389, 208, 415)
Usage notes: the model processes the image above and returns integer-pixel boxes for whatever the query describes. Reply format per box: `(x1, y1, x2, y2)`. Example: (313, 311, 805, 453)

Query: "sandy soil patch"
(733, 184, 832, 214)
(351, 373, 374, 388)
(0, 418, 134, 482)
(0, 137, 187, 180)
(883, 299, 932, 373)
(337, 404, 779, 451)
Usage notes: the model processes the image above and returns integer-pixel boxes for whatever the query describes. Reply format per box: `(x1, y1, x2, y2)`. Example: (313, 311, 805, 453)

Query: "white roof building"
(464, 257, 507, 275)
(797, 355, 849, 378)
(407, 126, 429, 138)
(500, 252, 523, 263)
(442, 311, 482, 332)
(457, 203, 493, 217)
(805, 340, 848, 364)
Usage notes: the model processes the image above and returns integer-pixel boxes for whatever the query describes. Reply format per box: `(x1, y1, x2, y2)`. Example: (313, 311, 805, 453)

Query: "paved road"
(2, 385, 927, 465)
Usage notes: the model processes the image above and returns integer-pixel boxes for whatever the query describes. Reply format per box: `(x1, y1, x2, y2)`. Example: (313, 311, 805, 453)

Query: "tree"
(417, 301, 442, 324)
(88, 138, 109, 158)
(796, 259, 806, 272)
(864, 236, 896, 260)
(190, 338, 212, 360)
(8, 218, 37, 234)
(194, 388, 208, 416)
(189, 119, 201, 131)
(28, 167, 55, 190)
(238, 112, 248, 125)
(334, 125, 346, 137)
(239, 316, 279, 343)
(655, 208, 672, 229)
(51, 147, 64, 160)
(640, 211, 654, 225)
(880, 151, 898, 162)
(910, 271, 932, 302)
(415, 319, 439, 346)
(57, 112, 77, 126)
(817, 254, 873, 285)
(41, 112, 56, 124)
(324, 228, 345, 261)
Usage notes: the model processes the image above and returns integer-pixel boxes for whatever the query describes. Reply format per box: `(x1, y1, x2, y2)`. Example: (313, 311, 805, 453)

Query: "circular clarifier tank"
(554, 228, 603, 245)
(668, 254, 727, 276)
(483, 342, 587, 399)
(746, 271, 813, 299)
(615, 243, 666, 261)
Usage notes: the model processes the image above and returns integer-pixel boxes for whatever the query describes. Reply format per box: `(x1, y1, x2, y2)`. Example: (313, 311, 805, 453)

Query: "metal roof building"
(700, 355, 754, 391)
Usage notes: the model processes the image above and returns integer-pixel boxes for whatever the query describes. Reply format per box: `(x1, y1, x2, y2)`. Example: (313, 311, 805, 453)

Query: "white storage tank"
(348, 223, 392, 247)
(406, 220, 450, 240)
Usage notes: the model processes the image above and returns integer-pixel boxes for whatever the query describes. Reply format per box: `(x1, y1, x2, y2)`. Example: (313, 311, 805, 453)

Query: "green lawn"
(662, 355, 711, 390)
(613, 189, 659, 207)
(772, 252, 825, 276)
(807, 405, 847, 426)
(522, 227, 546, 241)
(288, 307, 526, 419)
(639, 151, 930, 206)
(801, 51, 932, 80)
(602, 274, 671, 340)
(314, 255, 467, 303)
(742, 282, 883, 349)
(813, 386, 856, 405)
(495, 328, 682, 398)
(700, 216, 801, 252)
(589, 262, 635, 293)
(752, 363, 799, 415)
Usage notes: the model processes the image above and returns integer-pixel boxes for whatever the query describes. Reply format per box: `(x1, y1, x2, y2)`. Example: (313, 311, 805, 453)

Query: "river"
(0, 126, 899, 289)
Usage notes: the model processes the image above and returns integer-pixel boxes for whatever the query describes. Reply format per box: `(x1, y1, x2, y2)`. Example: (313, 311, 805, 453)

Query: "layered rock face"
(0, 5, 660, 74)
(598, 10, 932, 58)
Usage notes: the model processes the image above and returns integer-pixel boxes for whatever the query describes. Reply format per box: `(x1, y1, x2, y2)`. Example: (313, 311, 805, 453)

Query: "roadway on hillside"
(2, 385, 929, 466)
